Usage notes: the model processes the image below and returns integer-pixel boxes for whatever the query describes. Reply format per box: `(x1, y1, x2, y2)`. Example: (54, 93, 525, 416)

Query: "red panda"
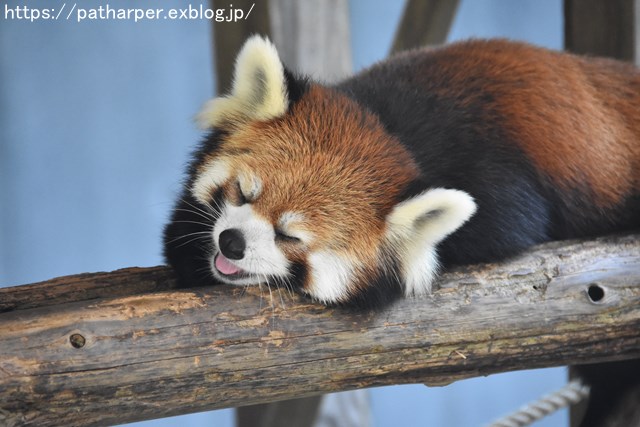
(164, 36, 640, 307)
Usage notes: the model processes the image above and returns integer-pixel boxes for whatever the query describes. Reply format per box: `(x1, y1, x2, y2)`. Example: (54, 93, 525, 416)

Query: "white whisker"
(166, 230, 212, 244)
(173, 207, 215, 222)
(171, 234, 212, 249)
(170, 219, 214, 228)
(181, 197, 217, 218)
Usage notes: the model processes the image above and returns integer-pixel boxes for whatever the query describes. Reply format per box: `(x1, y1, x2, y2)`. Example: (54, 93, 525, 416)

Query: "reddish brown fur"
(396, 39, 640, 207)
(166, 38, 640, 305)
(214, 85, 420, 283)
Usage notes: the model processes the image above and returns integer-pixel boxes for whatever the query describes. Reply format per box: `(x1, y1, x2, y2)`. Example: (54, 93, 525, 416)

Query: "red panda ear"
(196, 36, 289, 129)
(385, 188, 477, 295)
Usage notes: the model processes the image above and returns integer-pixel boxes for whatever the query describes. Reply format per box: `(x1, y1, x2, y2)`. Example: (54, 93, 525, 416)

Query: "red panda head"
(188, 36, 476, 305)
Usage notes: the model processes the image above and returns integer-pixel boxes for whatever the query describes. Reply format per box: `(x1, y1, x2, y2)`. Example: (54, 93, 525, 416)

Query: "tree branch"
(1, 234, 639, 427)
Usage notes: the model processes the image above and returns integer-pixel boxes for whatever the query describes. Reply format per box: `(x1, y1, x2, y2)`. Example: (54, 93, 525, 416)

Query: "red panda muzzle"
(218, 228, 246, 260)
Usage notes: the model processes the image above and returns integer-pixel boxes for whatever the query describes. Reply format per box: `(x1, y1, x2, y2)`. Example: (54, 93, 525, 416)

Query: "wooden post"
(564, 0, 639, 64)
(390, 0, 460, 54)
(1, 235, 639, 427)
(212, 0, 271, 94)
(212, 0, 352, 95)
(268, 0, 353, 82)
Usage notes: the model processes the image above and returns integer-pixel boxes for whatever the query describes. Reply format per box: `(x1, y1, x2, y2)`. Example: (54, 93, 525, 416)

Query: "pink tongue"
(215, 253, 241, 275)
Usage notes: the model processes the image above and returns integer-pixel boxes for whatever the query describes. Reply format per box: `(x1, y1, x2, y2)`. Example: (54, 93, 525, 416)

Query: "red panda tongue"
(215, 253, 242, 276)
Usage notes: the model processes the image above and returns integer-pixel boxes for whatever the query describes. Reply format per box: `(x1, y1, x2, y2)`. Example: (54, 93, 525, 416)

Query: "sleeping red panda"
(164, 36, 640, 307)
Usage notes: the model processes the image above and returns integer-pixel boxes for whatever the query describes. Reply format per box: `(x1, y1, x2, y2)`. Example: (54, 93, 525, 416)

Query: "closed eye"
(236, 181, 249, 205)
(275, 229, 302, 244)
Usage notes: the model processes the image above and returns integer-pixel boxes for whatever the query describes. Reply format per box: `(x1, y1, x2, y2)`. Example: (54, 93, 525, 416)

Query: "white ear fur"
(386, 188, 477, 296)
(197, 35, 289, 129)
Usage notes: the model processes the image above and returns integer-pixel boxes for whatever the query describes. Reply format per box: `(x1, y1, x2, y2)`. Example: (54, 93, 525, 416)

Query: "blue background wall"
(1, 0, 567, 425)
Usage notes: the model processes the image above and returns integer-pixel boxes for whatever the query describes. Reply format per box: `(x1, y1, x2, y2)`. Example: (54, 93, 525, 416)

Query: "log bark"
(0, 234, 639, 427)
(0, 266, 177, 313)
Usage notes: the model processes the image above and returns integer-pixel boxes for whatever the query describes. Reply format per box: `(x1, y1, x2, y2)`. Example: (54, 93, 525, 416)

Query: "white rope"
(486, 379, 590, 427)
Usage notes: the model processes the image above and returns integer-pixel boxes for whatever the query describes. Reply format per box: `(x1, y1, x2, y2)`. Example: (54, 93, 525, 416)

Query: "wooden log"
(0, 266, 177, 313)
(1, 234, 639, 427)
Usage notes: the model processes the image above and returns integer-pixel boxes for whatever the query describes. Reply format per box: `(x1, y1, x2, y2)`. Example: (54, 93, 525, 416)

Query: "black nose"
(219, 228, 246, 260)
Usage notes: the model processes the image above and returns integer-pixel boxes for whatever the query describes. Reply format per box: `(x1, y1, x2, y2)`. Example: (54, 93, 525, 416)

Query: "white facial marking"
(239, 172, 262, 201)
(191, 158, 230, 205)
(307, 251, 355, 303)
(212, 202, 290, 285)
(386, 188, 477, 296)
(278, 211, 304, 227)
(278, 211, 312, 243)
